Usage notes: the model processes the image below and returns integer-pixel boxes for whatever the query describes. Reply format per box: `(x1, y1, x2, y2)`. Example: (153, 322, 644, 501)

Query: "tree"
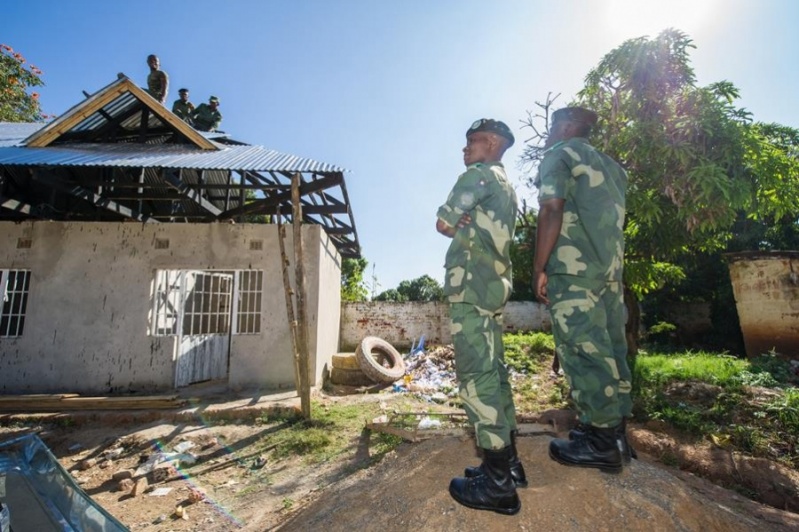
(373, 288, 406, 302)
(341, 257, 369, 302)
(374, 275, 444, 302)
(520, 29, 799, 353)
(509, 202, 536, 301)
(0, 44, 46, 122)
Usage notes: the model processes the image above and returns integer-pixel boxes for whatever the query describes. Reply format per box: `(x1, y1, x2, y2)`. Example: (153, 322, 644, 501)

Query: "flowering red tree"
(0, 44, 46, 122)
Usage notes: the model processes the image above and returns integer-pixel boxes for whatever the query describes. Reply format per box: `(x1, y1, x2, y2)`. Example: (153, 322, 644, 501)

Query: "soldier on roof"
(192, 96, 222, 132)
(172, 88, 195, 124)
(146, 54, 168, 104)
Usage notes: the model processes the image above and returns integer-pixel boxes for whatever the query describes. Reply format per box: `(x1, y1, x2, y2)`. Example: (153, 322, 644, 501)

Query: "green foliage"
(373, 288, 405, 302)
(624, 260, 686, 299)
(502, 331, 569, 411)
(732, 370, 781, 388)
(645, 321, 678, 346)
(630, 349, 799, 466)
(509, 206, 536, 300)
(520, 30, 799, 312)
(375, 275, 443, 302)
(267, 400, 404, 463)
(634, 351, 748, 388)
(341, 257, 369, 302)
(242, 190, 271, 223)
(749, 352, 796, 385)
(270, 420, 333, 459)
(503, 331, 555, 374)
(0, 44, 47, 122)
(764, 388, 799, 432)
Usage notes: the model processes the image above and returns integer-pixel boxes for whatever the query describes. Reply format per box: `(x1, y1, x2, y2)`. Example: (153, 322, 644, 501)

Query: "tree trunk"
(624, 284, 640, 360)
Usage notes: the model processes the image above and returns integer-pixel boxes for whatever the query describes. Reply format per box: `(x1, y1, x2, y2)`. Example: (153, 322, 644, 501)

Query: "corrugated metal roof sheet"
(0, 122, 45, 147)
(0, 142, 347, 173)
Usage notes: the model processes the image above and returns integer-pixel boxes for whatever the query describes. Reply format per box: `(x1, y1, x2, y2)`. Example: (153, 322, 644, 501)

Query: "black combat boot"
(449, 446, 521, 515)
(463, 430, 528, 487)
(549, 424, 623, 473)
(569, 418, 637, 465)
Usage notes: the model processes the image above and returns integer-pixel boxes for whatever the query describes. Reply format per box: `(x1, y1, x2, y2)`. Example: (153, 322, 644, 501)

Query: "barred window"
(150, 270, 262, 337)
(1, 269, 31, 337)
(235, 270, 263, 334)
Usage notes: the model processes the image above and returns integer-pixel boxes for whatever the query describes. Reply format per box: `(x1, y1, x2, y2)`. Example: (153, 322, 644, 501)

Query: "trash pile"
(393, 337, 459, 402)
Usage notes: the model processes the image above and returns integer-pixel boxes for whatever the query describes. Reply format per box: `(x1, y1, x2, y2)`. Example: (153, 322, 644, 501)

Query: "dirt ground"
(2, 388, 799, 531)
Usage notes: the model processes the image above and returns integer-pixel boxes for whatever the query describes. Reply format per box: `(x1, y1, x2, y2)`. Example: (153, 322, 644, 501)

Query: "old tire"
(332, 352, 360, 370)
(330, 367, 375, 386)
(355, 336, 406, 384)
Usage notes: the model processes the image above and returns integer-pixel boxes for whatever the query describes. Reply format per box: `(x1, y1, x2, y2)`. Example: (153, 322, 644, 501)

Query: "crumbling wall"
(340, 301, 550, 351)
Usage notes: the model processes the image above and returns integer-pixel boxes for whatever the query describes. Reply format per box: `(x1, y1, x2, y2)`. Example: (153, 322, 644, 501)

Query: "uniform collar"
(543, 136, 589, 155)
(467, 160, 504, 169)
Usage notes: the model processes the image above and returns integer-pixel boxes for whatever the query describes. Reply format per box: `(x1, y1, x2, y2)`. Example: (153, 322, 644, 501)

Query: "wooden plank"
(0, 394, 80, 401)
(0, 394, 184, 412)
(24, 77, 218, 151)
(31, 169, 157, 223)
(124, 82, 217, 150)
(24, 83, 129, 147)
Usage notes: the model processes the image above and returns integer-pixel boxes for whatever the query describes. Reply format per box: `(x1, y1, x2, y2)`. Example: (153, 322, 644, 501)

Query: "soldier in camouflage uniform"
(533, 106, 633, 473)
(172, 88, 195, 124)
(436, 119, 522, 515)
(192, 96, 222, 132)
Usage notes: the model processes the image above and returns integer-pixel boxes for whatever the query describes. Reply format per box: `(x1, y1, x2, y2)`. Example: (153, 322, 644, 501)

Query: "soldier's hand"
(533, 271, 549, 305)
(456, 213, 471, 228)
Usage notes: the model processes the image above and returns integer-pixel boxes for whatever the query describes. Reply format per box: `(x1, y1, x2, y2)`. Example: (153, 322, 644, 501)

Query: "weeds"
(502, 332, 799, 470)
(504, 332, 555, 374)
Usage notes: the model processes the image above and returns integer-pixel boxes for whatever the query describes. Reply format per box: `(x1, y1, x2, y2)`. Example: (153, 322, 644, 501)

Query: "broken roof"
(0, 76, 360, 258)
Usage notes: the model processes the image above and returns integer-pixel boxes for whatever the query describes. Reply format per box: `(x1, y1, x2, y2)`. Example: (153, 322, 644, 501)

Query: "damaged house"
(0, 76, 360, 394)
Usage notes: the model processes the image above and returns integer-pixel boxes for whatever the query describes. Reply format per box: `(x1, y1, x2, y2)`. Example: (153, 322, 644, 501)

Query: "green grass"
(260, 399, 413, 466)
(504, 331, 556, 374)
(502, 332, 799, 469)
(634, 350, 749, 387)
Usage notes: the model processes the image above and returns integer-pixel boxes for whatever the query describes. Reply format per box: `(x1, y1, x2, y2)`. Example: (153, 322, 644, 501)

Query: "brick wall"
(340, 301, 550, 351)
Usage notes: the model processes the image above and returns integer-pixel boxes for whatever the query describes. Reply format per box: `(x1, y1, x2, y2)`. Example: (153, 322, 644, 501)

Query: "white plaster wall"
(308, 233, 341, 384)
(339, 301, 551, 351)
(0, 221, 338, 394)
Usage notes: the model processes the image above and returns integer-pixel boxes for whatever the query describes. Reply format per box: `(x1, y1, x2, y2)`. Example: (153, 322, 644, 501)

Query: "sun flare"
(603, 0, 717, 41)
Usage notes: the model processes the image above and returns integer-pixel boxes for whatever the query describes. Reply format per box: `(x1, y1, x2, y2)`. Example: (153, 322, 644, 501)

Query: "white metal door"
(172, 270, 233, 388)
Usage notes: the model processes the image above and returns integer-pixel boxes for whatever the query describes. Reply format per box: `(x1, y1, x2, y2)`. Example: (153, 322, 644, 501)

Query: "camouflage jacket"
(192, 103, 222, 132)
(437, 162, 517, 312)
(172, 100, 195, 122)
(534, 137, 627, 282)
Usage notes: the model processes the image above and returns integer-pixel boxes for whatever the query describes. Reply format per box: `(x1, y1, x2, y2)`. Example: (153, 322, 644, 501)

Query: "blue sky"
(3, 0, 798, 295)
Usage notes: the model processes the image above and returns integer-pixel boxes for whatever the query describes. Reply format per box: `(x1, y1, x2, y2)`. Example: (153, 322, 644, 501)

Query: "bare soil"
(1, 387, 798, 531)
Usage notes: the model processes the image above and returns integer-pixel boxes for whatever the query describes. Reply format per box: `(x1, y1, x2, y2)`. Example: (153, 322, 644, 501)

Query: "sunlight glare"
(603, 0, 717, 41)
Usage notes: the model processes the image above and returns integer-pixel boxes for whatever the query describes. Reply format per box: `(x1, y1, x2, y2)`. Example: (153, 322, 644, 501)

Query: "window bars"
(1, 269, 31, 337)
(151, 270, 262, 337)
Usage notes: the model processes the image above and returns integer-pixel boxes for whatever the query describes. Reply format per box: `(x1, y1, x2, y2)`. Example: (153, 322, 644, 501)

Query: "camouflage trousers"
(450, 302, 516, 450)
(547, 275, 632, 428)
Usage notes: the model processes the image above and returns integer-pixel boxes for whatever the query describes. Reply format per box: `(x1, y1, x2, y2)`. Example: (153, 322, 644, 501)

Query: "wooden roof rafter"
(23, 77, 218, 151)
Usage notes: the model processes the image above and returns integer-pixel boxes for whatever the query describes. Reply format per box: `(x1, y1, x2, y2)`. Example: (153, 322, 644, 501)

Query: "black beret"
(551, 107, 598, 127)
(178, 88, 189, 93)
(467, 118, 515, 147)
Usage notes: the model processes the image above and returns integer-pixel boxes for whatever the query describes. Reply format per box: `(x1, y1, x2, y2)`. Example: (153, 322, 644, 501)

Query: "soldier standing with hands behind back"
(533, 107, 635, 473)
(436, 119, 523, 515)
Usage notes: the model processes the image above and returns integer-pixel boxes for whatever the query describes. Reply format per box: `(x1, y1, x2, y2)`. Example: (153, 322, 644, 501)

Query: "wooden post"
(277, 212, 302, 397)
(291, 172, 312, 419)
